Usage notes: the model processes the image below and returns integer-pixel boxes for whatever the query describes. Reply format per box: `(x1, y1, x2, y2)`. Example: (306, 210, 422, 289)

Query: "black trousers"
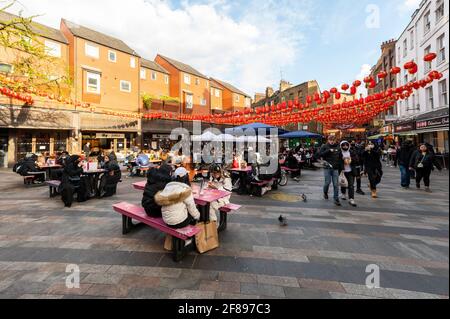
(169, 215, 197, 229)
(355, 166, 362, 190)
(341, 171, 355, 199)
(416, 167, 432, 187)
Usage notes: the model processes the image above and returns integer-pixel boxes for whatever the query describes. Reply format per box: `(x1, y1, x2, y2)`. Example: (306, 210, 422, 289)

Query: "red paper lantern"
(390, 67, 401, 75)
(424, 53, 437, 62)
(353, 80, 361, 88)
(403, 61, 416, 70)
(377, 71, 387, 79)
(341, 84, 349, 91)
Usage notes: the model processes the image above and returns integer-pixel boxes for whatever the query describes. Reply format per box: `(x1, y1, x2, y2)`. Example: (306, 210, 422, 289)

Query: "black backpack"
(13, 159, 26, 175)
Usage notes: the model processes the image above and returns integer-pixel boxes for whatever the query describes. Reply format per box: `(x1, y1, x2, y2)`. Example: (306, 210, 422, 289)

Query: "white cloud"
(397, 0, 421, 15)
(7, 0, 314, 96)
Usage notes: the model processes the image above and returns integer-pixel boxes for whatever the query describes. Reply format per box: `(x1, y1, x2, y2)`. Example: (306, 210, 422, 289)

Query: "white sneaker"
(185, 239, 192, 247)
(341, 195, 347, 201)
(349, 199, 357, 207)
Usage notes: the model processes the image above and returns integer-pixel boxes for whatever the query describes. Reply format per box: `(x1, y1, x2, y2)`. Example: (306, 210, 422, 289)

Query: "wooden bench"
(218, 203, 241, 232)
(47, 180, 61, 197)
(113, 202, 201, 262)
(24, 172, 46, 186)
(23, 175, 35, 185)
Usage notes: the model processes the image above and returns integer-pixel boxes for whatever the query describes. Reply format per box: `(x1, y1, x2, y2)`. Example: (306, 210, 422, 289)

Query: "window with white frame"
(235, 94, 240, 103)
(120, 80, 131, 93)
(86, 72, 100, 94)
(403, 39, 407, 57)
(200, 98, 207, 106)
(424, 11, 431, 34)
(108, 50, 117, 62)
(412, 94, 417, 110)
(151, 71, 157, 81)
(426, 87, 434, 109)
(245, 97, 251, 108)
(410, 30, 414, 50)
(398, 47, 401, 62)
(184, 74, 191, 85)
(185, 93, 193, 109)
(437, 34, 446, 64)
(215, 89, 220, 97)
(130, 57, 136, 68)
(436, 0, 444, 21)
(439, 79, 448, 106)
(140, 69, 146, 80)
(44, 40, 61, 57)
(0, 62, 13, 73)
(85, 43, 99, 58)
(164, 74, 169, 84)
(195, 78, 200, 85)
(424, 46, 432, 72)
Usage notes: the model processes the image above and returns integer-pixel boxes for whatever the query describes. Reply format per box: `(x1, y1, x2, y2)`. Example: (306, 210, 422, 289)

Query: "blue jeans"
(323, 168, 339, 200)
(399, 165, 410, 187)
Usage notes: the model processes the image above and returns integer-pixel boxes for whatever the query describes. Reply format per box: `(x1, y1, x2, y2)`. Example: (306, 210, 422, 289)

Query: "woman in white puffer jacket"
(155, 167, 200, 229)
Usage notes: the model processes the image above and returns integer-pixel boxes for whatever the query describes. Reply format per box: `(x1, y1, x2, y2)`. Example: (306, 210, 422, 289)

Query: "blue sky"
(10, 0, 421, 96)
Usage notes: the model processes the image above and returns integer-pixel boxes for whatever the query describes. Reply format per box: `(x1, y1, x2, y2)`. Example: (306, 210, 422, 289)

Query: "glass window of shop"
(55, 132, 67, 152)
(0, 130, 8, 168)
(35, 132, 51, 154)
(17, 132, 32, 159)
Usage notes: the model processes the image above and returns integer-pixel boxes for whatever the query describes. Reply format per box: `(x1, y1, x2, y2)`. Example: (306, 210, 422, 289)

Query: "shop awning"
(414, 127, 449, 134)
(367, 134, 388, 140)
(394, 132, 418, 136)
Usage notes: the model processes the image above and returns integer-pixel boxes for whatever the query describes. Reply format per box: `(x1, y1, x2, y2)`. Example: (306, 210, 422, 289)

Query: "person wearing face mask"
(339, 141, 358, 207)
(409, 143, 442, 192)
(362, 142, 383, 198)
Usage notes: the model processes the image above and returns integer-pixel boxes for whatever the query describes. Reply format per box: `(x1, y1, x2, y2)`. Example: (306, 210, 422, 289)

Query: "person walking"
(339, 141, 358, 207)
(319, 135, 342, 206)
(397, 140, 415, 189)
(362, 142, 383, 198)
(410, 143, 442, 193)
(352, 141, 366, 195)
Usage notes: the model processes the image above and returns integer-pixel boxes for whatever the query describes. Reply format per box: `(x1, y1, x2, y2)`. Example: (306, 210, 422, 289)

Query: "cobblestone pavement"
(0, 166, 448, 299)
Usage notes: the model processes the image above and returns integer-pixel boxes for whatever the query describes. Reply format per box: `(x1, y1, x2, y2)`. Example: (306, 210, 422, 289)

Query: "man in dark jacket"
(319, 135, 342, 206)
(362, 142, 383, 198)
(397, 140, 415, 189)
(142, 164, 172, 217)
(15, 154, 45, 183)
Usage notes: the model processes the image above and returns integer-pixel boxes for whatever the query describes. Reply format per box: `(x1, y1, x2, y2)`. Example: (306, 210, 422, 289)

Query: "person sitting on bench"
(99, 153, 122, 198)
(14, 154, 45, 184)
(142, 164, 173, 217)
(286, 150, 301, 181)
(208, 164, 232, 222)
(51, 151, 70, 180)
(132, 151, 150, 176)
(60, 155, 91, 207)
(155, 167, 200, 229)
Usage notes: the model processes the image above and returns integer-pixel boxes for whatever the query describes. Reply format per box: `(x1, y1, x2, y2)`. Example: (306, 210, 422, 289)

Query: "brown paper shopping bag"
(195, 221, 219, 254)
(164, 234, 173, 251)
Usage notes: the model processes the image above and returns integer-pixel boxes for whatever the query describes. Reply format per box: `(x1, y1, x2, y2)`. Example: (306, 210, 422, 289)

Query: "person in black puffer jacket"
(362, 142, 383, 199)
(60, 155, 90, 207)
(142, 164, 173, 217)
(397, 140, 415, 189)
(410, 143, 442, 192)
(99, 153, 122, 197)
(352, 141, 365, 195)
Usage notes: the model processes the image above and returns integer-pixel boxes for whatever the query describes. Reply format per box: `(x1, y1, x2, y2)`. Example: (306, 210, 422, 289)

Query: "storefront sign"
(152, 134, 170, 139)
(96, 133, 125, 139)
(416, 116, 449, 130)
(394, 121, 415, 133)
(381, 124, 393, 134)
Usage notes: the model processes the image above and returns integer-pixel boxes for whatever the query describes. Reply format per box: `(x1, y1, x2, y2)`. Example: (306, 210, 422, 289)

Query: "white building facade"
(395, 0, 449, 154)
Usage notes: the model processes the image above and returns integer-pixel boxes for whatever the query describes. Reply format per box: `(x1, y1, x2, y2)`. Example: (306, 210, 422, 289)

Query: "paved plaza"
(0, 166, 448, 299)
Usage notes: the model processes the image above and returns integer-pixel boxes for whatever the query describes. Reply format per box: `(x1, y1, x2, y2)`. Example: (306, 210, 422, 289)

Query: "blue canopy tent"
(279, 131, 323, 139)
(226, 123, 290, 135)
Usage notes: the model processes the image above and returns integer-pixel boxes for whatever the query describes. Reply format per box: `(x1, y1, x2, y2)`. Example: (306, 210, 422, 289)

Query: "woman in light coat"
(155, 167, 200, 229)
(208, 164, 232, 222)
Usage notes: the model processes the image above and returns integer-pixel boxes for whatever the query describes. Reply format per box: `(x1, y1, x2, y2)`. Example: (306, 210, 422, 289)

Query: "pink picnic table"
(229, 166, 252, 173)
(132, 181, 231, 206)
